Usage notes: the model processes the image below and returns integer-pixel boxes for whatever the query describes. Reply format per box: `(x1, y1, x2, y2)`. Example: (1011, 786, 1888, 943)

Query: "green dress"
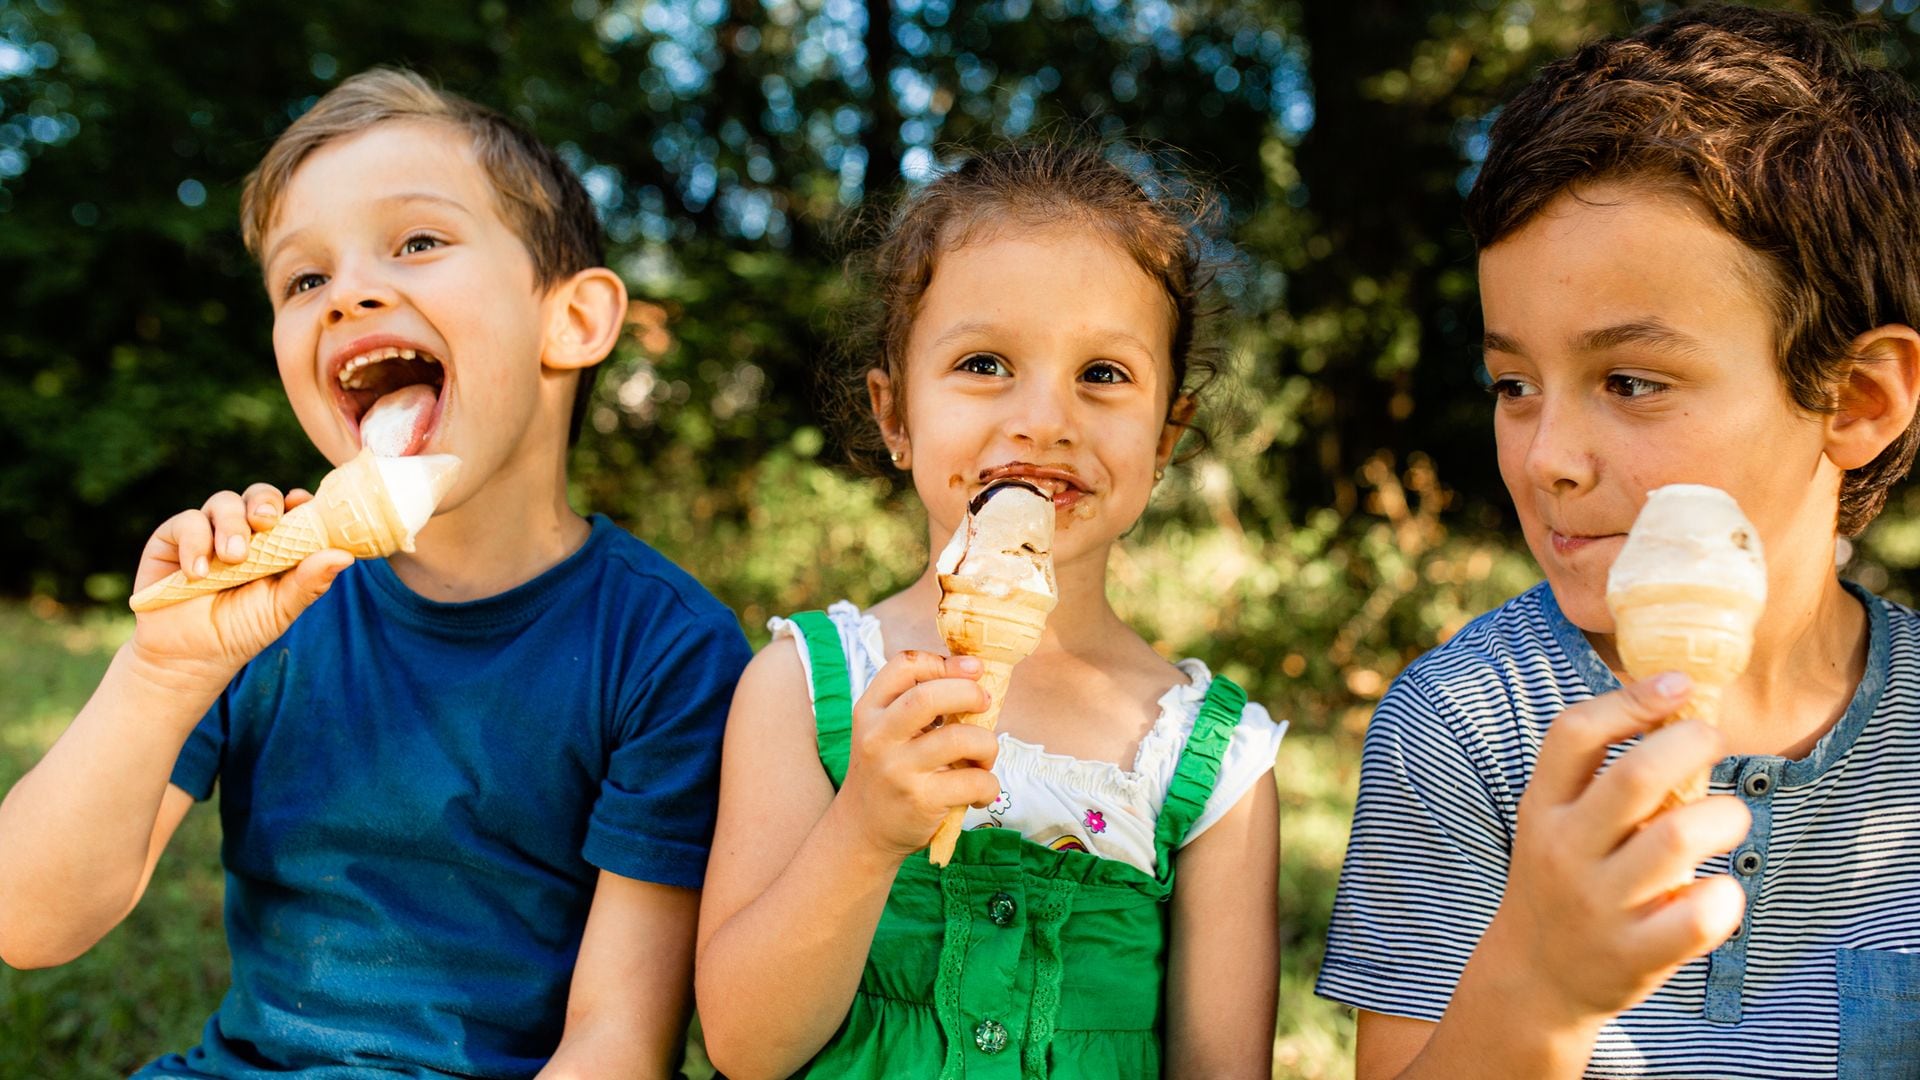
(784, 610, 1248, 1079)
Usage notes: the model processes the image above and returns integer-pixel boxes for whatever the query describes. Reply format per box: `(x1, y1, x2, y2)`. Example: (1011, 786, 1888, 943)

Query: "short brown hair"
(835, 139, 1223, 472)
(1465, 4, 1920, 535)
(241, 68, 607, 443)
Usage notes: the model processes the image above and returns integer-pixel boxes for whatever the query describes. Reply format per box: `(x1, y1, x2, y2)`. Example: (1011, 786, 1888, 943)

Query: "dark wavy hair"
(832, 139, 1226, 473)
(1466, 4, 1920, 535)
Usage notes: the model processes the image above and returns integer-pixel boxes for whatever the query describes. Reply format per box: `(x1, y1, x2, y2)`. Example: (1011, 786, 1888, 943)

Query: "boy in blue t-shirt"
(0, 69, 751, 1078)
(1320, 7, 1920, 1079)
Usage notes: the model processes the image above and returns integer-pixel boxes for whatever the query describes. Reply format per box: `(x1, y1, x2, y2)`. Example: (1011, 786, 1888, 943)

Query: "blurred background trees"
(7, 0, 1920, 1074)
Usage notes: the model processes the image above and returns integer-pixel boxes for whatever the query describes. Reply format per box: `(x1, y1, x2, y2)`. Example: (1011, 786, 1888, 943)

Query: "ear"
(1155, 394, 1198, 472)
(868, 367, 910, 468)
(541, 267, 629, 372)
(1826, 325, 1920, 471)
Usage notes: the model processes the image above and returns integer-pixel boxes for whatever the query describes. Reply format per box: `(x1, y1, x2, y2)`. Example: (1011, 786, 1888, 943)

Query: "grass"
(0, 599, 1358, 1078)
(0, 601, 228, 1077)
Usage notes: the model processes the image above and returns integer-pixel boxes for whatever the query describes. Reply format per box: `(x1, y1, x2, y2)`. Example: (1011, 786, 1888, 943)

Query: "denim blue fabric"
(1836, 948, 1920, 1080)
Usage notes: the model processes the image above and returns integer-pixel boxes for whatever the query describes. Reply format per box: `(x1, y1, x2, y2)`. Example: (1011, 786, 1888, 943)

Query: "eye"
(1081, 361, 1132, 385)
(284, 272, 327, 299)
(1606, 373, 1667, 398)
(398, 233, 444, 256)
(957, 352, 1010, 376)
(1484, 376, 1538, 400)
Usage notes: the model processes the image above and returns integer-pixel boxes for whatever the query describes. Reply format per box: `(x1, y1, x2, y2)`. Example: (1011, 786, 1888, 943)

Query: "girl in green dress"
(695, 142, 1285, 1079)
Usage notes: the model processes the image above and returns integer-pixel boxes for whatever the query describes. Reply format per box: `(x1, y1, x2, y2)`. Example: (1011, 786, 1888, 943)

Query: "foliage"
(9, 0, 1915, 601)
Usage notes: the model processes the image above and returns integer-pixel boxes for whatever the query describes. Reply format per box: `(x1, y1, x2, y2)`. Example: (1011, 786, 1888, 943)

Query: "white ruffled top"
(768, 601, 1288, 876)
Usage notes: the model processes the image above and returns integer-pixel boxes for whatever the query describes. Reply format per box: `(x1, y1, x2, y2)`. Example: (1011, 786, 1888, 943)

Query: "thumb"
(269, 549, 354, 625)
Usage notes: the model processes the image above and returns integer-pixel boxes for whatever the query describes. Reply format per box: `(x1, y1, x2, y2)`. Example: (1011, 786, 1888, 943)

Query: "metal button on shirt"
(973, 1018, 1009, 1055)
(987, 891, 1017, 927)
(1734, 849, 1764, 877)
(1743, 772, 1772, 797)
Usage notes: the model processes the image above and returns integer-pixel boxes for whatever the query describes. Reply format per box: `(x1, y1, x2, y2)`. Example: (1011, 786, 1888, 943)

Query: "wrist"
(818, 797, 911, 883)
(115, 640, 235, 713)
(1434, 914, 1607, 1077)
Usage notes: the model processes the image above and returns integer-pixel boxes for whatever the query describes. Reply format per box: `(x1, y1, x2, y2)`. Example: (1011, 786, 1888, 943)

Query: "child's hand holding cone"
(127, 483, 356, 687)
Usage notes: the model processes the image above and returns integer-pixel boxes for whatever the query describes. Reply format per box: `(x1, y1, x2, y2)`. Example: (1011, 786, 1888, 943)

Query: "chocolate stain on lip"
(968, 478, 1046, 515)
(948, 473, 966, 489)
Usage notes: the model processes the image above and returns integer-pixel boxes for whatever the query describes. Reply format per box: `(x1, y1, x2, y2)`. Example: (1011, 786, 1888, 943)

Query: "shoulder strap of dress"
(1152, 673, 1248, 876)
(788, 610, 854, 788)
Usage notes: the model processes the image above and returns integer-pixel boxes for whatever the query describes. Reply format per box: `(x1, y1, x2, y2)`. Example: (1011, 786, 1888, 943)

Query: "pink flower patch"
(1084, 809, 1107, 834)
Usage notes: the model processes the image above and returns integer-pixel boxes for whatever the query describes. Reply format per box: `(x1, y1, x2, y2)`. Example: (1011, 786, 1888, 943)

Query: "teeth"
(335, 346, 438, 388)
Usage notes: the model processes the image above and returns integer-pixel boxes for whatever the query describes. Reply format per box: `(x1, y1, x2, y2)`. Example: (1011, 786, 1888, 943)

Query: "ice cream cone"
(927, 575, 1056, 865)
(1609, 583, 1763, 805)
(129, 450, 460, 613)
(1605, 485, 1767, 810)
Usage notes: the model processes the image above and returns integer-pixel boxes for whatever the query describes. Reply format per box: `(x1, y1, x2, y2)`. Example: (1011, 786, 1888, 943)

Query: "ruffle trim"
(774, 603, 1216, 805)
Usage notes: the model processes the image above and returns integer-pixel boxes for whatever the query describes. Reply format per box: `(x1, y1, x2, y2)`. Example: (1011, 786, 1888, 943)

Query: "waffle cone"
(129, 450, 415, 613)
(926, 575, 1056, 865)
(1608, 582, 1762, 808)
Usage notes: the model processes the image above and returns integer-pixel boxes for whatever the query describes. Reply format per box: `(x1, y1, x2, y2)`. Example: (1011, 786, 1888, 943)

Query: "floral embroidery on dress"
(989, 790, 1013, 815)
(1084, 809, 1107, 834)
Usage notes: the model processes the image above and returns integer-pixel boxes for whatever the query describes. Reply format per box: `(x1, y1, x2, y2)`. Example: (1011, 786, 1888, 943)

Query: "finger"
(860, 649, 984, 714)
(900, 722, 1001, 773)
(200, 490, 253, 565)
(266, 549, 354, 628)
(284, 487, 314, 511)
(1603, 795, 1753, 905)
(1529, 673, 1692, 807)
(880, 677, 993, 740)
(923, 765, 1002, 814)
(154, 510, 215, 582)
(1624, 874, 1746, 972)
(241, 483, 288, 532)
(1580, 719, 1734, 851)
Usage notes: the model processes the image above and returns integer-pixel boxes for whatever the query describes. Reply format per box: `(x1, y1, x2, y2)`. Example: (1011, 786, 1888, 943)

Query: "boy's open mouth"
(333, 344, 447, 457)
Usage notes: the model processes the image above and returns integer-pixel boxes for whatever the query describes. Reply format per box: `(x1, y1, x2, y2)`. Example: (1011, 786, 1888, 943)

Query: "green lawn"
(0, 600, 1356, 1077)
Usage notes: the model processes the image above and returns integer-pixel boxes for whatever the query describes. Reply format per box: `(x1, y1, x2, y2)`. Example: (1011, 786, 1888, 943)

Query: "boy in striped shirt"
(1319, 7, 1920, 1078)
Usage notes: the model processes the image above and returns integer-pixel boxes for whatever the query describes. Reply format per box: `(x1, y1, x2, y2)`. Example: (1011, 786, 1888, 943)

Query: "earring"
(890, 450, 905, 465)
(1154, 468, 1165, 481)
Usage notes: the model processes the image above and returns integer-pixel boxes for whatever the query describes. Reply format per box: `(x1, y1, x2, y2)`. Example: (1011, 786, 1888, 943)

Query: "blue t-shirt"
(1318, 581, 1920, 1079)
(137, 515, 751, 1079)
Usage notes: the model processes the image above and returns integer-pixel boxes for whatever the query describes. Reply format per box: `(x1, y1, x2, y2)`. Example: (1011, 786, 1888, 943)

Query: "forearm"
(0, 643, 223, 966)
(1398, 919, 1603, 1080)
(696, 799, 903, 1079)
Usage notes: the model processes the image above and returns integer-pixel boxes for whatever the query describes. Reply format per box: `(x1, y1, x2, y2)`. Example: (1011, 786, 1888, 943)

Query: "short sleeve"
(582, 609, 752, 889)
(1179, 701, 1286, 847)
(1314, 669, 1513, 1022)
(170, 676, 243, 800)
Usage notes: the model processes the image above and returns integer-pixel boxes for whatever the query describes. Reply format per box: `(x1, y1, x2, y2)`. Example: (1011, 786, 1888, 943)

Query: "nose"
(1006, 372, 1079, 451)
(325, 259, 397, 325)
(1521, 392, 1598, 495)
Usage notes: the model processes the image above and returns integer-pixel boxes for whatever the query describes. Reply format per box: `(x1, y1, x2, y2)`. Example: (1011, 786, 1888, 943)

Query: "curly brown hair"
(1465, 4, 1920, 535)
(832, 140, 1225, 473)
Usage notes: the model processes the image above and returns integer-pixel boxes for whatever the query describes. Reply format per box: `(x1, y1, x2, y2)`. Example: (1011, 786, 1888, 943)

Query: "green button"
(974, 1018, 1008, 1055)
(987, 891, 1016, 927)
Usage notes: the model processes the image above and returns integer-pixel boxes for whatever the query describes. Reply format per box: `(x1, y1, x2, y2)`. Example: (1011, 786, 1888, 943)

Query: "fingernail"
(258, 504, 279, 520)
(955, 656, 982, 673)
(225, 537, 246, 561)
(193, 557, 209, 578)
(1652, 672, 1691, 697)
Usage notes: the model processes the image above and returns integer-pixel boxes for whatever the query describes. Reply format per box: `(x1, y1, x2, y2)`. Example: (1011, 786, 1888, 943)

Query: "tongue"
(360, 384, 438, 458)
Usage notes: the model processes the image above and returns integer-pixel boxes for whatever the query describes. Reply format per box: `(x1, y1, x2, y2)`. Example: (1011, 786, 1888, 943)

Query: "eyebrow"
(1573, 319, 1708, 358)
(928, 319, 1161, 358)
(1481, 320, 1708, 359)
(261, 192, 474, 271)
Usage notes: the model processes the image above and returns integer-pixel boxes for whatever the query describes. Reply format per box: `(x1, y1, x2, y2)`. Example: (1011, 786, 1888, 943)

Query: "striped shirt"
(1316, 581, 1920, 1078)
